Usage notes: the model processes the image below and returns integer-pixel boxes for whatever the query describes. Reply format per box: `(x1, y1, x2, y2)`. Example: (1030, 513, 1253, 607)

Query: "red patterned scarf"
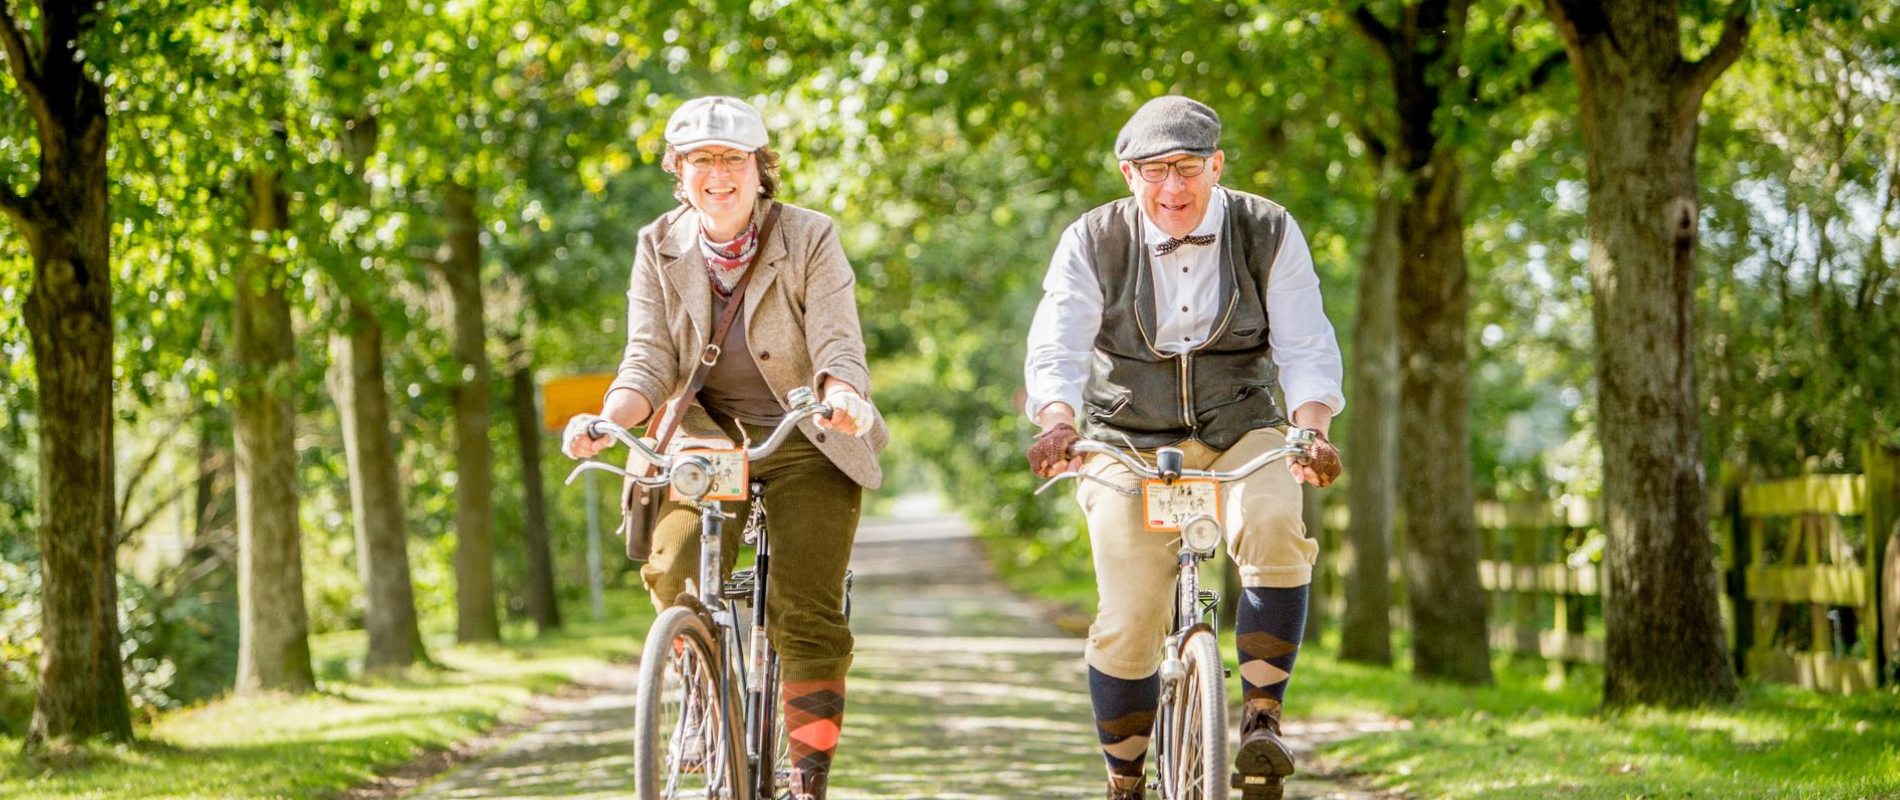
(700, 222, 759, 299)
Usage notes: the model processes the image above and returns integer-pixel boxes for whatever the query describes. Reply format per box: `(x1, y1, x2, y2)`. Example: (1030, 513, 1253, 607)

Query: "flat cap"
(1115, 95, 1221, 162)
(665, 96, 769, 152)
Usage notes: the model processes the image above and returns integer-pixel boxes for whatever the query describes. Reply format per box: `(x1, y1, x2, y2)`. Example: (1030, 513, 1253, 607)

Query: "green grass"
(988, 539, 1900, 800)
(1293, 641, 1900, 800)
(1, 589, 655, 800)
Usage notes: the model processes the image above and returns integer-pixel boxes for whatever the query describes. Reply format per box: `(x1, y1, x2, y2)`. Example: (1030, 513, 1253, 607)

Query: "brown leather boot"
(1232, 698, 1295, 799)
(788, 767, 829, 800)
(1106, 772, 1146, 800)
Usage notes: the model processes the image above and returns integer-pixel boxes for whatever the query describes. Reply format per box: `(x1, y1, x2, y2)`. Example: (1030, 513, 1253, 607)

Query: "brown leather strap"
(641, 202, 784, 475)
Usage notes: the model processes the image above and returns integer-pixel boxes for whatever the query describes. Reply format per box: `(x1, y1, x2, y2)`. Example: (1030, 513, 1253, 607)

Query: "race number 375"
(1142, 478, 1220, 532)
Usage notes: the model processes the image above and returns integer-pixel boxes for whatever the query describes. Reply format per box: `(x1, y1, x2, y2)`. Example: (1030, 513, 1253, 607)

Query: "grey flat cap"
(1115, 95, 1221, 162)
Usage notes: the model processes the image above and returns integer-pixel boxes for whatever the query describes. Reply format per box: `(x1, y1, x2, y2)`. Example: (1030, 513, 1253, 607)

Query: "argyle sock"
(781, 677, 845, 798)
(1236, 585, 1308, 727)
(1088, 666, 1160, 778)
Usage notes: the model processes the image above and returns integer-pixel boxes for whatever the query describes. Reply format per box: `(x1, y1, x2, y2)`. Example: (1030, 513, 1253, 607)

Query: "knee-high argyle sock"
(1088, 666, 1160, 778)
(782, 677, 845, 798)
(1236, 585, 1307, 727)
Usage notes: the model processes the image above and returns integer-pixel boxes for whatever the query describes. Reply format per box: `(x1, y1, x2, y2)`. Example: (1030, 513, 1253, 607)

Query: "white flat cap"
(665, 96, 769, 152)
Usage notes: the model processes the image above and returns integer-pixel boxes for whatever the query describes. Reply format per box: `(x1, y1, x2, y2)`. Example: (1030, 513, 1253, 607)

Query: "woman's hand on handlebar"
(818, 378, 874, 438)
(561, 415, 611, 459)
(561, 388, 653, 459)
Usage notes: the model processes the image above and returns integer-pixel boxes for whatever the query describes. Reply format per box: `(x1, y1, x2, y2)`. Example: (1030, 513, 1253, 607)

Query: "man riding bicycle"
(1023, 95, 1345, 800)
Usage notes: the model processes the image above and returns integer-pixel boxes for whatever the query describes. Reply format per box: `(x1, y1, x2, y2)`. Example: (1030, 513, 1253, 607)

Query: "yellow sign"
(539, 373, 616, 433)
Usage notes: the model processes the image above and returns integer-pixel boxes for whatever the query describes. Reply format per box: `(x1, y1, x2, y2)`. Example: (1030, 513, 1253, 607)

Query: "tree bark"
(1339, 176, 1400, 666)
(507, 333, 562, 634)
(233, 167, 315, 693)
(5, 0, 135, 747)
(1301, 483, 1327, 643)
(443, 182, 500, 643)
(1547, 0, 1746, 707)
(330, 301, 429, 668)
(328, 113, 427, 670)
(1395, 148, 1491, 685)
(1358, 0, 1493, 685)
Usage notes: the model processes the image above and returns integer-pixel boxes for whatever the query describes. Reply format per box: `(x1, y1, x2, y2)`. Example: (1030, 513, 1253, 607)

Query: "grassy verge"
(2, 588, 654, 800)
(986, 540, 1900, 800)
(1290, 635, 1900, 800)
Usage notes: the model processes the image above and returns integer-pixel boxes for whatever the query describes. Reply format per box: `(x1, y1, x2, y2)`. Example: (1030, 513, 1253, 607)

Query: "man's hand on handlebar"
(1287, 429, 1342, 488)
(1028, 422, 1084, 478)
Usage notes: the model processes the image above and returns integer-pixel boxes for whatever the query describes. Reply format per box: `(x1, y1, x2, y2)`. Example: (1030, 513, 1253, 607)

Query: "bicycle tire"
(635, 606, 749, 800)
(1160, 630, 1229, 800)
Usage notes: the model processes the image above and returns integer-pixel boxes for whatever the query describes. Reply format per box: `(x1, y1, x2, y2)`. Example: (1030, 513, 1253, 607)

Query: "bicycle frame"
(567, 389, 833, 800)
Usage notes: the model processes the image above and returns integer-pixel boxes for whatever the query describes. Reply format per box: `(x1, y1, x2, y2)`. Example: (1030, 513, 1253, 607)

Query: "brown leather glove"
(1305, 430, 1342, 487)
(1027, 423, 1081, 475)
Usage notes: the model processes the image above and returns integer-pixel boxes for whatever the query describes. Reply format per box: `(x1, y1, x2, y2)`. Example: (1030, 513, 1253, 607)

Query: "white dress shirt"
(1024, 187, 1345, 425)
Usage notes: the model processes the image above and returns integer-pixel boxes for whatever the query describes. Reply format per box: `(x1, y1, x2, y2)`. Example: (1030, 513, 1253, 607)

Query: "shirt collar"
(1140, 186, 1227, 248)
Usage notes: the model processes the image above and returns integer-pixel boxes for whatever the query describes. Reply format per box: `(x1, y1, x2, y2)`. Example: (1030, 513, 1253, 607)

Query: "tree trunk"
(1395, 148, 1491, 686)
(330, 300, 429, 669)
(1339, 177, 1400, 666)
(1547, 0, 1746, 707)
(508, 333, 562, 634)
(233, 168, 315, 693)
(328, 113, 427, 670)
(443, 182, 500, 643)
(1362, 0, 1493, 685)
(1301, 483, 1327, 643)
(5, 0, 135, 747)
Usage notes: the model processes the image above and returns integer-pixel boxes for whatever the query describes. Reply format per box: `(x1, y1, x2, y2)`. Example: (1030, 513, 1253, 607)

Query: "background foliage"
(0, 0, 1895, 720)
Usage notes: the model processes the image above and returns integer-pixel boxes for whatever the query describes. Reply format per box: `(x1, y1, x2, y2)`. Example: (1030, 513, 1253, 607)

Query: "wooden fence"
(1313, 444, 1900, 694)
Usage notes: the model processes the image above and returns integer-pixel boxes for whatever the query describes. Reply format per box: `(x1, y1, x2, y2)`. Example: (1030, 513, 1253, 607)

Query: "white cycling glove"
(822, 388, 875, 437)
(561, 414, 605, 458)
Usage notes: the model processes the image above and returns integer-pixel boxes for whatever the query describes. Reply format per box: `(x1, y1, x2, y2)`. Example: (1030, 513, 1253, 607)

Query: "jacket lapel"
(656, 206, 712, 352)
(741, 200, 788, 332)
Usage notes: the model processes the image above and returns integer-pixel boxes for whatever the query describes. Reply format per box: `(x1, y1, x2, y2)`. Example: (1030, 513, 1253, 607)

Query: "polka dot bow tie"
(1155, 233, 1216, 256)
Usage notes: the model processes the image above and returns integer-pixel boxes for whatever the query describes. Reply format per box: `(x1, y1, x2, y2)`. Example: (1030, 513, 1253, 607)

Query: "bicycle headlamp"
(1181, 514, 1222, 556)
(671, 455, 714, 500)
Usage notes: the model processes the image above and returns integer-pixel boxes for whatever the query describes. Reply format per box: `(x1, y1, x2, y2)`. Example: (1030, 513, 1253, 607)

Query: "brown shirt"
(700, 290, 786, 426)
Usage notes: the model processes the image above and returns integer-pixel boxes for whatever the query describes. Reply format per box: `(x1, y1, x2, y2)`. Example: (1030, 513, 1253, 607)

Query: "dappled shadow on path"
(400, 514, 1398, 799)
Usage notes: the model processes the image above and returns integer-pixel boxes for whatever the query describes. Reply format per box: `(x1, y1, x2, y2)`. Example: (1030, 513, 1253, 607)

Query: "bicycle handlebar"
(1033, 428, 1319, 496)
(562, 388, 831, 487)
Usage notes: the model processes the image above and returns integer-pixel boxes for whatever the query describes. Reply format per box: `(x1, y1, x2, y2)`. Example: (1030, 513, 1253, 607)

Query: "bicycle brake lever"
(564, 460, 633, 485)
(1035, 472, 1140, 497)
(1033, 474, 1076, 495)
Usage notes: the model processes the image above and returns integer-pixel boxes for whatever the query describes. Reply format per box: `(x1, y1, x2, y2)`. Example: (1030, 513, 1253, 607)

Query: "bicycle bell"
(1156, 447, 1184, 483)
(786, 387, 816, 408)
(672, 454, 715, 500)
(1181, 514, 1222, 556)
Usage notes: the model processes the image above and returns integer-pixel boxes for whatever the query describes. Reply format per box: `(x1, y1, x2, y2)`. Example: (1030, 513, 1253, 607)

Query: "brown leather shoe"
(1233, 698, 1296, 795)
(789, 767, 829, 800)
(1106, 772, 1146, 800)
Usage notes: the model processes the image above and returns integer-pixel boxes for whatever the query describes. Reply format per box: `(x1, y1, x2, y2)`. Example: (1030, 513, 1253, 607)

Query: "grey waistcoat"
(1080, 188, 1289, 451)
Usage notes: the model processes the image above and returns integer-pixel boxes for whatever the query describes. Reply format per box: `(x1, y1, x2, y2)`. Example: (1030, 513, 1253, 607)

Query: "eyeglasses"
(683, 151, 752, 171)
(1132, 157, 1208, 183)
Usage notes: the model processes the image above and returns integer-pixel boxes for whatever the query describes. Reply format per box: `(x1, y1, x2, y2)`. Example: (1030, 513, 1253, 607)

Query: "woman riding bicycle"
(563, 95, 883, 800)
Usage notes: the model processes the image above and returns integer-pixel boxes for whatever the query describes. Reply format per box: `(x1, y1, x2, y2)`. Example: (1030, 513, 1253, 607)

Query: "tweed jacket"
(608, 198, 887, 489)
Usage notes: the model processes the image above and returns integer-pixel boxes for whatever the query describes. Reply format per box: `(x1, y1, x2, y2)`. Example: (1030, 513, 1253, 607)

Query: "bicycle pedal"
(1232, 772, 1284, 800)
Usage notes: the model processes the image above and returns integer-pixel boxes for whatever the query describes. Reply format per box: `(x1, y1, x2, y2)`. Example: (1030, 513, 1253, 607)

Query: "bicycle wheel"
(1161, 630, 1229, 799)
(635, 606, 748, 800)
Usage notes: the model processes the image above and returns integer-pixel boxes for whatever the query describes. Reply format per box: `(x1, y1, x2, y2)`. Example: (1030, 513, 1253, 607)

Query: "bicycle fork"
(743, 496, 780, 800)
